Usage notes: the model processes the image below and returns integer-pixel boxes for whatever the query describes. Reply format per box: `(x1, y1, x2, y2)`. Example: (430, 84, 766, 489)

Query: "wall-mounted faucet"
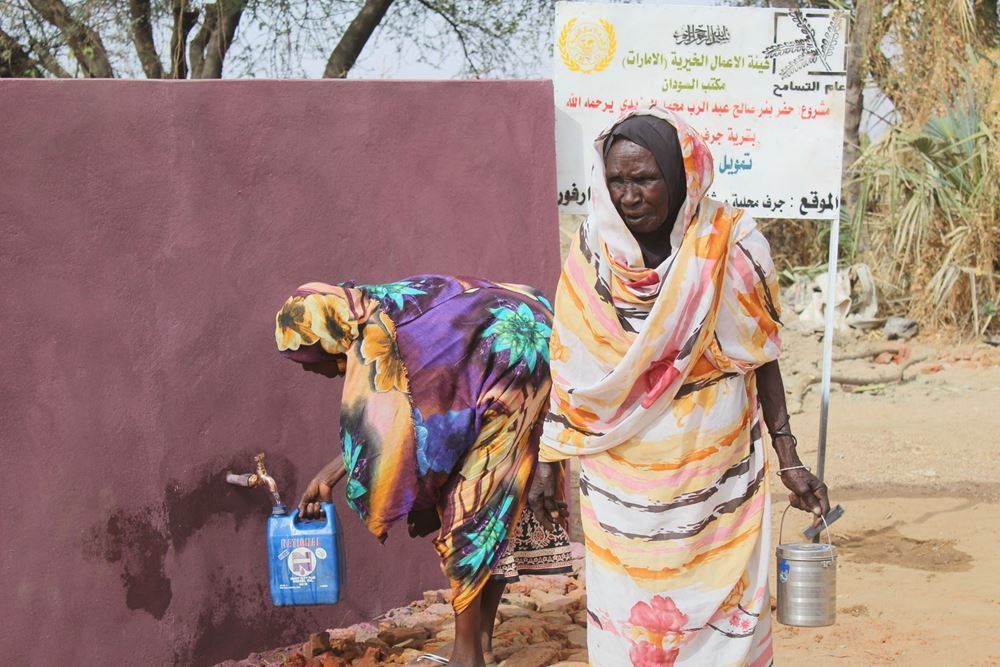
(226, 453, 282, 506)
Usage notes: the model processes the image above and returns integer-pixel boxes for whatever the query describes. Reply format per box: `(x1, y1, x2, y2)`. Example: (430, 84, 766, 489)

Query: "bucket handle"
(779, 504, 832, 548)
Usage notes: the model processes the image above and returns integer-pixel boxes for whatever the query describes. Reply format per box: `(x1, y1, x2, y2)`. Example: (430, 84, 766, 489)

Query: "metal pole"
(816, 214, 841, 482)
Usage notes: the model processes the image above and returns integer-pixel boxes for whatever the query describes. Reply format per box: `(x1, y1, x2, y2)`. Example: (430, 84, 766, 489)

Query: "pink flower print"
(629, 595, 689, 639)
(629, 640, 680, 666)
(641, 359, 680, 408)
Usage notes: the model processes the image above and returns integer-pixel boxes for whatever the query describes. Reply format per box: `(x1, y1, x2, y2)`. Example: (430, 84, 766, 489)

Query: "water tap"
(226, 452, 283, 506)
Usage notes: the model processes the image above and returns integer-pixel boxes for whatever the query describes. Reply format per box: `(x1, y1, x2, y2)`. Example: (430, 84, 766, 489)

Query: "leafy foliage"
(851, 53, 1000, 332)
(0, 0, 556, 78)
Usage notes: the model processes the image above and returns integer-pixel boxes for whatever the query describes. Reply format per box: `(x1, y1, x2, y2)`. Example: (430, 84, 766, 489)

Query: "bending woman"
(534, 108, 830, 666)
(275, 275, 571, 667)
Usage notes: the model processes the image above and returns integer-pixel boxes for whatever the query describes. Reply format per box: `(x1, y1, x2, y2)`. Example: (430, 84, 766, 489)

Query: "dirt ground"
(769, 326, 1000, 666)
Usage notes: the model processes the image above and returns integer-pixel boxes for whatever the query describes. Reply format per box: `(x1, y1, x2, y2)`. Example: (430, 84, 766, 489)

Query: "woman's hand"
(775, 441, 831, 526)
(297, 456, 346, 520)
(406, 507, 441, 538)
(528, 462, 570, 532)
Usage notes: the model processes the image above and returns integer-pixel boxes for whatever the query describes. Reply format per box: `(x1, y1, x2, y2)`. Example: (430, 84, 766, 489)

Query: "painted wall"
(0, 80, 560, 666)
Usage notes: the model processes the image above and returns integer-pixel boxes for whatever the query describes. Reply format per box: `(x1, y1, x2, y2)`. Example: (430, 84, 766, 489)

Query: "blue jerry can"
(267, 502, 341, 605)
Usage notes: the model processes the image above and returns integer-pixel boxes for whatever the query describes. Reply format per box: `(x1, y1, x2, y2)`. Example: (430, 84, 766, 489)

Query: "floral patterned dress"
(541, 108, 779, 666)
(275, 275, 570, 612)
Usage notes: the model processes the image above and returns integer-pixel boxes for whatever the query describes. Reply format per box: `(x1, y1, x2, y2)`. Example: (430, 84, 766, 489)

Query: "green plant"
(850, 55, 1000, 332)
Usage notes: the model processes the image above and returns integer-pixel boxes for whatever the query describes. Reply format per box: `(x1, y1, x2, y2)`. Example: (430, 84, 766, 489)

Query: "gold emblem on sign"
(558, 18, 617, 74)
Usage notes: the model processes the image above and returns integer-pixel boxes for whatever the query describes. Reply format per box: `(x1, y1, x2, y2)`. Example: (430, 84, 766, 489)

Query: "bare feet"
(479, 579, 506, 667)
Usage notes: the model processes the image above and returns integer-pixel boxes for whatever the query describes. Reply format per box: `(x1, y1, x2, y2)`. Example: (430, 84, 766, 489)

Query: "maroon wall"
(0, 80, 559, 666)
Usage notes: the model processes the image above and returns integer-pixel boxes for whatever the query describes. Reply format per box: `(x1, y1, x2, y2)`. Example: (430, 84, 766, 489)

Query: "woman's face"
(605, 138, 672, 235)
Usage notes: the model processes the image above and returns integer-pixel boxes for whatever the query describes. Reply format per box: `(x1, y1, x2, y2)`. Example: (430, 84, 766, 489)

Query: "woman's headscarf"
(540, 106, 782, 457)
(602, 114, 688, 248)
(275, 283, 375, 364)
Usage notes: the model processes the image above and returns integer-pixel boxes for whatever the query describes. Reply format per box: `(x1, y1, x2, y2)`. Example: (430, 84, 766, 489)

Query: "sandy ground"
(768, 328, 1000, 666)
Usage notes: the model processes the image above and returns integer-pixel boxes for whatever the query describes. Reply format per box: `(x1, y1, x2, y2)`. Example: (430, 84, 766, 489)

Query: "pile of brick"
(225, 567, 589, 667)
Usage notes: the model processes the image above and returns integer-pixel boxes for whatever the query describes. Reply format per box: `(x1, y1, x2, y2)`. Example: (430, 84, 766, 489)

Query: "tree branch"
(195, 0, 247, 79)
(25, 0, 114, 77)
(169, 0, 199, 79)
(843, 1, 875, 224)
(128, 0, 162, 78)
(0, 26, 43, 77)
(323, 0, 395, 78)
(187, 8, 215, 79)
(27, 32, 73, 77)
(414, 0, 477, 75)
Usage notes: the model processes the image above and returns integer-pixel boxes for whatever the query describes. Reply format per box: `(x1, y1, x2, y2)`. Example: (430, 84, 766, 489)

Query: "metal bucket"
(776, 505, 837, 627)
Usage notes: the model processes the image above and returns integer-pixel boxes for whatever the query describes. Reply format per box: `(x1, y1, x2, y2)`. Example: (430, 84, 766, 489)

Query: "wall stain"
(82, 452, 297, 627)
(173, 574, 306, 666)
(87, 510, 173, 619)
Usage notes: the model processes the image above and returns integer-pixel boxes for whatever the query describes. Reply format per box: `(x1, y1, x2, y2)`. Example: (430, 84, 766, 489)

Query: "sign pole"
(816, 214, 840, 483)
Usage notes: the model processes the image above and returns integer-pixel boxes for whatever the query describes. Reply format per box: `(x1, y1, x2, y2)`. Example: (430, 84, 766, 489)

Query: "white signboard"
(554, 2, 848, 219)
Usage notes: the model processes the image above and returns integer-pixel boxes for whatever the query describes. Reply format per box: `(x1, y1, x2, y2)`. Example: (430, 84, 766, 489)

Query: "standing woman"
(532, 107, 830, 666)
(276, 275, 571, 667)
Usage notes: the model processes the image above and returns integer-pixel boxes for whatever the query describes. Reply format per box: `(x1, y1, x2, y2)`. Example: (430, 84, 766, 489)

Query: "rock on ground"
(220, 568, 588, 667)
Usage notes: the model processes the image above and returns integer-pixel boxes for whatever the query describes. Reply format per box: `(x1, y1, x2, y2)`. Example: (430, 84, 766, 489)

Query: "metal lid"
(776, 542, 837, 561)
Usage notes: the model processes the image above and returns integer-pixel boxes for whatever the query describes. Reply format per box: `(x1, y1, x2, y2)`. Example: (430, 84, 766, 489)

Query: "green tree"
(0, 0, 554, 78)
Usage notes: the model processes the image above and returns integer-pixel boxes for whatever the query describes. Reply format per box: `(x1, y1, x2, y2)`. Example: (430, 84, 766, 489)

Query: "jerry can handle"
(290, 502, 336, 529)
(779, 504, 832, 548)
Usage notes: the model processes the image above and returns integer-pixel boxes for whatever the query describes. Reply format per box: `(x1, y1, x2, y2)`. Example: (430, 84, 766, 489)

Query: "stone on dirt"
(303, 632, 331, 658)
(566, 627, 588, 648)
(377, 625, 431, 647)
(499, 644, 562, 667)
(501, 592, 538, 610)
(350, 645, 386, 667)
(231, 571, 589, 667)
(422, 589, 450, 604)
(497, 603, 533, 620)
(539, 611, 573, 625)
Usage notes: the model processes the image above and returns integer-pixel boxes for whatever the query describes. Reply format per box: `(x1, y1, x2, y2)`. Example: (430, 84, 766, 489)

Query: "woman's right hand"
(528, 462, 570, 532)
(297, 457, 345, 520)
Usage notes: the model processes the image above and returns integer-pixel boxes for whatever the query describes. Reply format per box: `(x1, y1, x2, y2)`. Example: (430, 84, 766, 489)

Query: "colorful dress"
(540, 108, 781, 666)
(275, 275, 570, 612)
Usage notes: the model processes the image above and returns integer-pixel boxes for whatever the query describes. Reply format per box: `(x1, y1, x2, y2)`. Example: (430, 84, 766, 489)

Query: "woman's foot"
(480, 631, 496, 666)
(478, 579, 505, 667)
(451, 601, 486, 667)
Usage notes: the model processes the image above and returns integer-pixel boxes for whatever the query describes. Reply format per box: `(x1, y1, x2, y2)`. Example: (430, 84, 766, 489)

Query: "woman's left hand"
(778, 464, 831, 527)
